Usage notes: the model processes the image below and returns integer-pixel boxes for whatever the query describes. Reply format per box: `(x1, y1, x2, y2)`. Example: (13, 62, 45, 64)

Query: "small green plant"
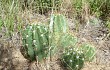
(62, 47, 85, 70)
(22, 24, 49, 61)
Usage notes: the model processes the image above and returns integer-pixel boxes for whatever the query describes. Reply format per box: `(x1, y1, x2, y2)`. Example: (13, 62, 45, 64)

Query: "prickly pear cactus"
(80, 44, 96, 61)
(62, 47, 85, 70)
(22, 24, 49, 61)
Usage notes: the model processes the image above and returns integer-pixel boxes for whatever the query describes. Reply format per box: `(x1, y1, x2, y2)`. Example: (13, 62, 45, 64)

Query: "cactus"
(49, 14, 86, 70)
(21, 14, 96, 68)
(62, 47, 85, 70)
(50, 14, 69, 45)
(62, 44, 96, 70)
(21, 14, 69, 61)
(49, 14, 69, 55)
(22, 24, 49, 61)
(80, 44, 96, 61)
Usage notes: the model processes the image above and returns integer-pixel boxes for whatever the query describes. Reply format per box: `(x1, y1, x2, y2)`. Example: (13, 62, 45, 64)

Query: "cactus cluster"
(22, 24, 49, 61)
(21, 14, 69, 61)
(21, 14, 96, 70)
(62, 44, 95, 70)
